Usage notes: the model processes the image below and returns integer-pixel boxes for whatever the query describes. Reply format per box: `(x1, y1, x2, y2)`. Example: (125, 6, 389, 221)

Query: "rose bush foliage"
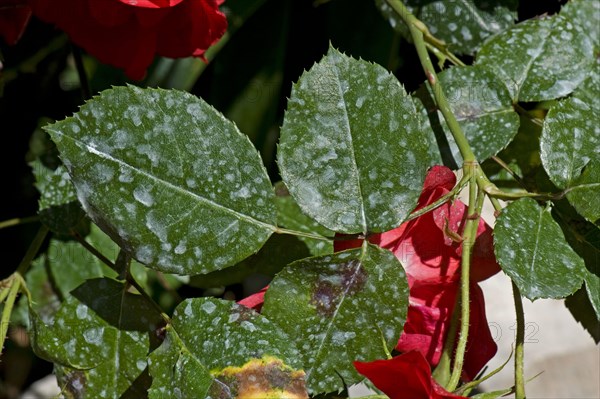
(1, 0, 598, 397)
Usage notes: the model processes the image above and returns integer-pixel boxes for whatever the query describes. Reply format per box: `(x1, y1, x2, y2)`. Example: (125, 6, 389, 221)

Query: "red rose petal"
(28, 0, 227, 79)
(354, 351, 468, 399)
(238, 286, 268, 312)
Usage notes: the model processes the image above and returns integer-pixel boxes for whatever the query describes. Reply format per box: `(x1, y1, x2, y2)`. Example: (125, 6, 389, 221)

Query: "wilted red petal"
(354, 351, 467, 399)
(238, 286, 268, 312)
(28, 0, 227, 80)
(0, 0, 31, 45)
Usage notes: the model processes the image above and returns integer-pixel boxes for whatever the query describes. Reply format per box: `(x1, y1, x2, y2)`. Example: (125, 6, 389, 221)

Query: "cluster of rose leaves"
(241, 166, 501, 398)
(1, 2, 501, 395)
(0, 0, 227, 80)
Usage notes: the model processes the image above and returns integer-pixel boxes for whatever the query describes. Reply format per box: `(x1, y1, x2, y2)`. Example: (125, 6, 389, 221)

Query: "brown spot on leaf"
(209, 357, 308, 399)
(61, 370, 87, 399)
(311, 259, 368, 317)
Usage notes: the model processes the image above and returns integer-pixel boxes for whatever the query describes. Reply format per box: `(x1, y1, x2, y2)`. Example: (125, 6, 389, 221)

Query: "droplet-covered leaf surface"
(541, 97, 599, 190)
(30, 278, 163, 398)
(148, 298, 305, 398)
(419, 65, 519, 164)
(31, 159, 77, 210)
(494, 198, 585, 300)
(565, 161, 600, 225)
(561, 0, 600, 51)
(30, 159, 87, 236)
(476, 15, 594, 102)
(45, 86, 276, 275)
(375, 0, 517, 55)
(262, 244, 409, 393)
(279, 47, 433, 234)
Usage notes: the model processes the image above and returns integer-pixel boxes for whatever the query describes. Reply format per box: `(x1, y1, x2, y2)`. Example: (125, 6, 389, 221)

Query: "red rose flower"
(336, 165, 499, 381)
(0, 0, 31, 45)
(27, 0, 227, 79)
(354, 351, 468, 399)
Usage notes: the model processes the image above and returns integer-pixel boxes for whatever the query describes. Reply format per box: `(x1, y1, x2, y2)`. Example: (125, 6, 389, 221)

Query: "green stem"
(0, 215, 39, 230)
(72, 232, 116, 272)
(125, 260, 171, 324)
(274, 227, 331, 241)
(432, 298, 461, 386)
(455, 346, 513, 394)
(404, 173, 469, 223)
(73, 237, 171, 324)
(447, 175, 484, 391)
(0, 278, 20, 354)
(514, 103, 543, 127)
(386, 0, 476, 163)
(512, 281, 526, 399)
(16, 225, 49, 276)
(491, 156, 527, 188)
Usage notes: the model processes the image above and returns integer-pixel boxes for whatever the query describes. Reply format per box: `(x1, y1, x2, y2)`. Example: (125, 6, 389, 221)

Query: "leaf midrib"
(53, 131, 276, 232)
(330, 59, 368, 233)
(307, 247, 369, 385)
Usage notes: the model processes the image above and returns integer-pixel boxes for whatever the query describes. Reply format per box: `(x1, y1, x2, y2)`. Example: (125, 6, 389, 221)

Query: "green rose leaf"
(262, 243, 409, 393)
(541, 97, 599, 189)
(279, 47, 433, 234)
(148, 298, 307, 398)
(572, 61, 600, 106)
(29, 278, 163, 397)
(561, 0, 600, 51)
(540, 66, 600, 224)
(274, 181, 334, 256)
(31, 160, 77, 210)
(45, 86, 277, 275)
(375, 0, 517, 55)
(476, 15, 595, 102)
(565, 161, 600, 225)
(30, 159, 88, 236)
(494, 198, 586, 300)
(584, 266, 600, 322)
(16, 224, 117, 325)
(418, 65, 519, 164)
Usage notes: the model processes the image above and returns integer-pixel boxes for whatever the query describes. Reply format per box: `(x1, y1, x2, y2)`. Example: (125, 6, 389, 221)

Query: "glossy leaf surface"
(476, 15, 594, 102)
(279, 47, 433, 234)
(45, 86, 276, 275)
(262, 244, 409, 393)
(30, 278, 162, 398)
(494, 198, 585, 300)
(561, 0, 600, 50)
